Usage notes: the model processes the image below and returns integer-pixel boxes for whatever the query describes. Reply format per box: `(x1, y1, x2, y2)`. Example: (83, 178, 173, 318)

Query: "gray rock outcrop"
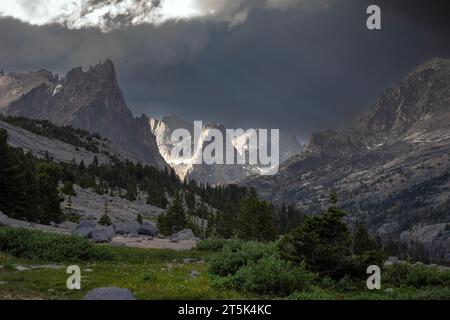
(139, 221, 159, 236)
(90, 225, 116, 243)
(114, 222, 140, 235)
(75, 220, 97, 238)
(170, 229, 197, 242)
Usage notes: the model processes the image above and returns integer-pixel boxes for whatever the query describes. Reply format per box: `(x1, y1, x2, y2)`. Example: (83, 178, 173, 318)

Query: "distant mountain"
(243, 58, 450, 259)
(149, 114, 304, 185)
(0, 60, 165, 168)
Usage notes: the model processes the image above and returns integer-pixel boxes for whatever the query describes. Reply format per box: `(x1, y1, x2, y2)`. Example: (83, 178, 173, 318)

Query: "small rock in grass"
(183, 258, 196, 264)
(15, 265, 31, 272)
(189, 270, 200, 278)
(83, 287, 136, 300)
(30, 265, 65, 270)
(84, 268, 94, 272)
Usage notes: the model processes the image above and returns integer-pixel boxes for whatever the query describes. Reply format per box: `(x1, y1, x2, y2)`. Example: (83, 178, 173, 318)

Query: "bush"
(98, 213, 112, 226)
(208, 241, 277, 277)
(0, 227, 113, 262)
(384, 263, 450, 288)
(225, 256, 316, 296)
(197, 238, 242, 252)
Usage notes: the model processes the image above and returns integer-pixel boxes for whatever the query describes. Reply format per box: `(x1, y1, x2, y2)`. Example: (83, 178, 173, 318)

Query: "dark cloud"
(0, 0, 449, 142)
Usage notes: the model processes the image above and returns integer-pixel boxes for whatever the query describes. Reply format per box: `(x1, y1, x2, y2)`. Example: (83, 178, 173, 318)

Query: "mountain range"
(1, 57, 449, 261)
(0, 60, 303, 185)
(243, 58, 450, 258)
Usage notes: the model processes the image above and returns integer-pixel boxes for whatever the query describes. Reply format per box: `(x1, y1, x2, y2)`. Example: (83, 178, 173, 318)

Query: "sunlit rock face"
(149, 114, 304, 185)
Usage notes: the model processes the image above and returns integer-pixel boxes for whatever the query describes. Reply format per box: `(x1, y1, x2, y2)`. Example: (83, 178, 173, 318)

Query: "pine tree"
(280, 192, 352, 280)
(353, 222, 376, 255)
(157, 192, 187, 235)
(237, 197, 277, 241)
(99, 199, 112, 226)
(136, 213, 143, 225)
(35, 162, 63, 223)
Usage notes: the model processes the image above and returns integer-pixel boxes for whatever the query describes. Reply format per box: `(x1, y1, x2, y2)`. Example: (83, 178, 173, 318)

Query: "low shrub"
(208, 241, 277, 277)
(0, 227, 113, 262)
(289, 287, 338, 300)
(197, 238, 242, 252)
(384, 262, 450, 288)
(225, 256, 316, 296)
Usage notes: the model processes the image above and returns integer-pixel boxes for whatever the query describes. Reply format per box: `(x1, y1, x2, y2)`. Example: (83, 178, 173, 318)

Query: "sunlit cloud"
(0, 0, 331, 31)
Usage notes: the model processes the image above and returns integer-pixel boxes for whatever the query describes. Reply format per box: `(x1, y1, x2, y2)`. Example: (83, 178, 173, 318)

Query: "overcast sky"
(1, 0, 449, 141)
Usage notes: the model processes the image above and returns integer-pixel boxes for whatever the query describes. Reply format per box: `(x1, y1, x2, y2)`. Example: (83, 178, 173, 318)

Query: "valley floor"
(1, 246, 449, 300)
(0, 248, 252, 300)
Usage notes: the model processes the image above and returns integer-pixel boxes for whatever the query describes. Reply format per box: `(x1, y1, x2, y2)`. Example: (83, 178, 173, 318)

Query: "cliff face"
(1, 60, 166, 168)
(149, 114, 304, 185)
(243, 58, 450, 250)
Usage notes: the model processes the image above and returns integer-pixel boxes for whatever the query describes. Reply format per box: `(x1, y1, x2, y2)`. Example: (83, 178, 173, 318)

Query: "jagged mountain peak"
(0, 60, 166, 168)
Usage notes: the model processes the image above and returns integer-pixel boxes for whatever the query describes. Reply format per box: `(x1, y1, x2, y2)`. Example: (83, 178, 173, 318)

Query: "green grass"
(1, 229, 449, 300)
(0, 248, 256, 300)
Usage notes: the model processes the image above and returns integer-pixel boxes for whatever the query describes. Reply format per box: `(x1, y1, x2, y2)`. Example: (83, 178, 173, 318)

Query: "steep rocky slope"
(0, 119, 140, 165)
(0, 60, 165, 168)
(243, 58, 450, 250)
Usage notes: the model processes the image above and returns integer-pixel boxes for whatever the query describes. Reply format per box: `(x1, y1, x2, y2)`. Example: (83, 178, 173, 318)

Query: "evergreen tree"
(62, 181, 77, 196)
(99, 199, 112, 226)
(157, 192, 187, 235)
(353, 222, 376, 255)
(35, 162, 63, 223)
(237, 197, 277, 241)
(280, 192, 352, 280)
(136, 213, 143, 225)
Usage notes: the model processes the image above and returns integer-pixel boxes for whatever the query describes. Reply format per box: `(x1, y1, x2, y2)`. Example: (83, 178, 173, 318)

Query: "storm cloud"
(0, 0, 449, 141)
(0, 0, 331, 31)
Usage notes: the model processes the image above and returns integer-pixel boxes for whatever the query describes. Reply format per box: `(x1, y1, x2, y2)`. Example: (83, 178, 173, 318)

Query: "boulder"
(170, 229, 197, 242)
(114, 222, 140, 235)
(0, 212, 31, 228)
(58, 221, 78, 231)
(83, 287, 136, 300)
(75, 220, 97, 237)
(90, 225, 115, 243)
(139, 221, 159, 236)
(0, 211, 7, 226)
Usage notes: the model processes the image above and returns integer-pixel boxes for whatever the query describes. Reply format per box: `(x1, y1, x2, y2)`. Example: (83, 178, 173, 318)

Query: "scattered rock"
(189, 270, 200, 278)
(114, 222, 140, 235)
(29, 265, 65, 270)
(83, 287, 136, 300)
(139, 221, 159, 236)
(15, 265, 31, 272)
(0, 281, 7, 285)
(384, 256, 400, 266)
(84, 268, 94, 272)
(170, 229, 197, 242)
(183, 258, 196, 264)
(385, 288, 394, 293)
